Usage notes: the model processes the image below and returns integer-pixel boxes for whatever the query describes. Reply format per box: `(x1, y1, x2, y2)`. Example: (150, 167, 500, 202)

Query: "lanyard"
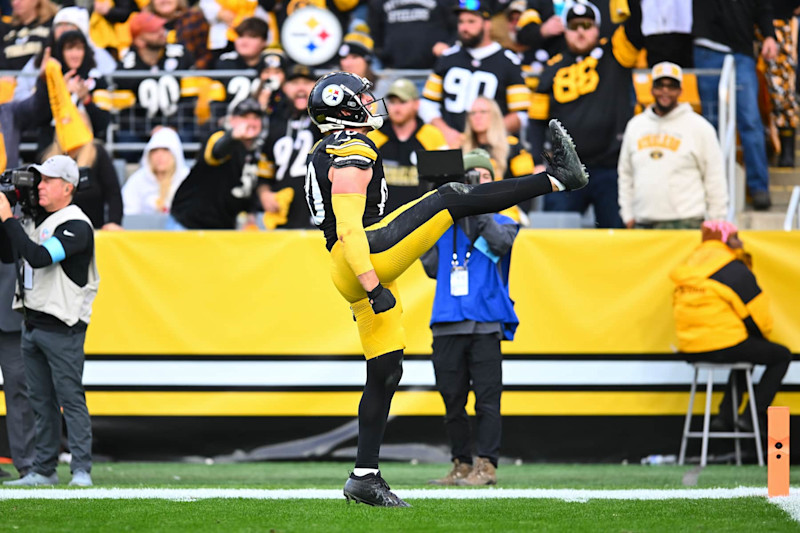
(451, 223, 475, 268)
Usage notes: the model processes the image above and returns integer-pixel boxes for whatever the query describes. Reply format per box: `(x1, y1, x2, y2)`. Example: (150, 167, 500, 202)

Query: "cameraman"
(0, 155, 98, 487)
(420, 149, 519, 487)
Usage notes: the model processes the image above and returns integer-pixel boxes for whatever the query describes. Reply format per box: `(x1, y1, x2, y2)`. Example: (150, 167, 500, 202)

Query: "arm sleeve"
(477, 215, 518, 257)
(332, 193, 374, 277)
(95, 145, 123, 225)
(757, 3, 777, 40)
(515, 8, 547, 49)
(206, 130, 235, 165)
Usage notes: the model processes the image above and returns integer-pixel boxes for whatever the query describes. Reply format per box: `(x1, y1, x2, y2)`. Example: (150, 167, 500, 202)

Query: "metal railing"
(717, 56, 739, 223)
(784, 186, 800, 230)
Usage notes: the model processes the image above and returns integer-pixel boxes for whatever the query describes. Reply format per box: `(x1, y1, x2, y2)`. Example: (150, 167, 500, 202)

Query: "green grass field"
(1, 462, 798, 532)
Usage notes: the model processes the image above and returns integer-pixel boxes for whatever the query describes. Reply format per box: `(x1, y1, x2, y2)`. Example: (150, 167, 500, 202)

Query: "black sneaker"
(343, 472, 410, 507)
(543, 119, 589, 191)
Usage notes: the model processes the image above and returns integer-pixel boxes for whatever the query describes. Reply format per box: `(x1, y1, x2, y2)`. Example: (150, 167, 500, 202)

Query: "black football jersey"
(305, 131, 389, 250)
(113, 44, 196, 138)
(422, 42, 529, 131)
(258, 114, 322, 229)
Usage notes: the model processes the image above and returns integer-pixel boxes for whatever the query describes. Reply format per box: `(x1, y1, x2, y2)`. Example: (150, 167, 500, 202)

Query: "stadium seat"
(632, 72, 702, 115)
(678, 362, 764, 467)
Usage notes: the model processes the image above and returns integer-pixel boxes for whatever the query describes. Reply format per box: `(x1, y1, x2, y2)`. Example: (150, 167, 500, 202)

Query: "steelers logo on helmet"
(322, 84, 345, 106)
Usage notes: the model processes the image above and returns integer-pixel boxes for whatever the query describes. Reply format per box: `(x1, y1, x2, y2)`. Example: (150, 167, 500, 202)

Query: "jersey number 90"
(442, 67, 499, 114)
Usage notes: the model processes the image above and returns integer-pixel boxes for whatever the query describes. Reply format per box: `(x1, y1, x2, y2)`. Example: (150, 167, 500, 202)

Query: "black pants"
(685, 337, 792, 421)
(431, 333, 502, 466)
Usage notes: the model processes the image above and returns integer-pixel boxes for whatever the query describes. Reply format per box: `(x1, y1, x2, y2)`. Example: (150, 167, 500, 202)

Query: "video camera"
(416, 149, 481, 187)
(0, 167, 40, 218)
(0, 165, 90, 218)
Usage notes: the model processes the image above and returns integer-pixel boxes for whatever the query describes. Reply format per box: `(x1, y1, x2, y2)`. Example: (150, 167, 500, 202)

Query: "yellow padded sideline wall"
(86, 230, 800, 356)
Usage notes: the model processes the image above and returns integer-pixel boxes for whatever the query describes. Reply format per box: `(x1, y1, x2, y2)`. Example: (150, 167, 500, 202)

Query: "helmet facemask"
(310, 74, 388, 133)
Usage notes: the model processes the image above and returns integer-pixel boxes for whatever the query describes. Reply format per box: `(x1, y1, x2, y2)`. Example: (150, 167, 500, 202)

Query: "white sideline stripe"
(0, 487, 777, 501)
(770, 494, 800, 524)
(0, 360, 777, 387)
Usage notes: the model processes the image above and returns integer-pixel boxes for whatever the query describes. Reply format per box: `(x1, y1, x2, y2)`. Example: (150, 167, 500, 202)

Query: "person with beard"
(256, 64, 320, 229)
(112, 11, 195, 146)
(617, 62, 727, 230)
(420, 0, 530, 148)
(528, 0, 643, 229)
(170, 98, 268, 229)
(367, 78, 448, 214)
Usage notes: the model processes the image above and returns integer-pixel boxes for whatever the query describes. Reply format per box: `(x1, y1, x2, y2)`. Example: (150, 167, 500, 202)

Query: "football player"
(305, 71, 588, 507)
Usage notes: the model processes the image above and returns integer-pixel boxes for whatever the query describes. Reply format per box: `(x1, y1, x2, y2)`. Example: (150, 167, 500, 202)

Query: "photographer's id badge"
(22, 260, 33, 290)
(450, 266, 469, 296)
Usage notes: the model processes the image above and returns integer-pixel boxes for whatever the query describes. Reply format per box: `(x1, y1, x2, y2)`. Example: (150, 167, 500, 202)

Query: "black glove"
(367, 284, 396, 314)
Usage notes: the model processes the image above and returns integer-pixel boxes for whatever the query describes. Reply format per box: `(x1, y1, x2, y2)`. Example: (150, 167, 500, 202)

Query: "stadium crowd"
(0, 0, 795, 231)
(0, 0, 795, 491)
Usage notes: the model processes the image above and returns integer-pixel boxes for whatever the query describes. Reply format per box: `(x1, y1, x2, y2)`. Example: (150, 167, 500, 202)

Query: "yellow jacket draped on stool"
(670, 240, 773, 353)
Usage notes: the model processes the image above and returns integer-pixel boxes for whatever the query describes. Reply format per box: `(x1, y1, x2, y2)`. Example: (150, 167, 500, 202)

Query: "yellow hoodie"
(670, 240, 773, 353)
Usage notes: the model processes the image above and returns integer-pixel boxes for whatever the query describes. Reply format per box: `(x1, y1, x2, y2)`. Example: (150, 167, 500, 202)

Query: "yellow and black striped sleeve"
(326, 136, 378, 170)
(422, 73, 444, 103)
(204, 130, 232, 166)
(506, 83, 531, 113)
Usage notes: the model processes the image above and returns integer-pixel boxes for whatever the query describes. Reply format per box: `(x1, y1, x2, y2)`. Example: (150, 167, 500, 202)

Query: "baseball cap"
(285, 63, 315, 81)
(454, 0, 491, 19)
(30, 155, 80, 186)
(564, 0, 601, 25)
(339, 32, 374, 60)
(463, 148, 494, 180)
(53, 6, 90, 37)
(386, 78, 418, 102)
(651, 61, 683, 85)
(129, 12, 166, 40)
(231, 98, 264, 117)
(262, 48, 287, 71)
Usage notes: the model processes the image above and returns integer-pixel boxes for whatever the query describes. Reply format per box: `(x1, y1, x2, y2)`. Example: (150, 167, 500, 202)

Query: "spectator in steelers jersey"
(367, 78, 448, 214)
(420, 0, 530, 148)
(367, 0, 457, 70)
(304, 71, 589, 507)
(256, 64, 320, 229)
(170, 98, 270, 230)
(113, 11, 196, 145)
(0, 0, 57, 71)
(528, 0, 643, 228)
(214, 17, 268, 70)
(462, 95, 535, 221)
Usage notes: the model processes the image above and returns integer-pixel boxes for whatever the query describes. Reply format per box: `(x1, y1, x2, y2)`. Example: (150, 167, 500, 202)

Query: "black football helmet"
(308, 72, 387, 133)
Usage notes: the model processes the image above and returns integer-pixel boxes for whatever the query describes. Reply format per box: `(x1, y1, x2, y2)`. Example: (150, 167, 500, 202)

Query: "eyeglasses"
(567, 20, 594, 31)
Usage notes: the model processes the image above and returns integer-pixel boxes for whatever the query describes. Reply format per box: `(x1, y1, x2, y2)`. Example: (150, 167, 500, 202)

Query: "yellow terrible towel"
(262, 187, 295, 230)
(45, 59, 93, 152)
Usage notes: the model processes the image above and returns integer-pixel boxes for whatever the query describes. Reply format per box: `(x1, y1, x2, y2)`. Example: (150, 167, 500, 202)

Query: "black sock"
(439, 173, 552, 221)
(355, 350, 404, 469)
